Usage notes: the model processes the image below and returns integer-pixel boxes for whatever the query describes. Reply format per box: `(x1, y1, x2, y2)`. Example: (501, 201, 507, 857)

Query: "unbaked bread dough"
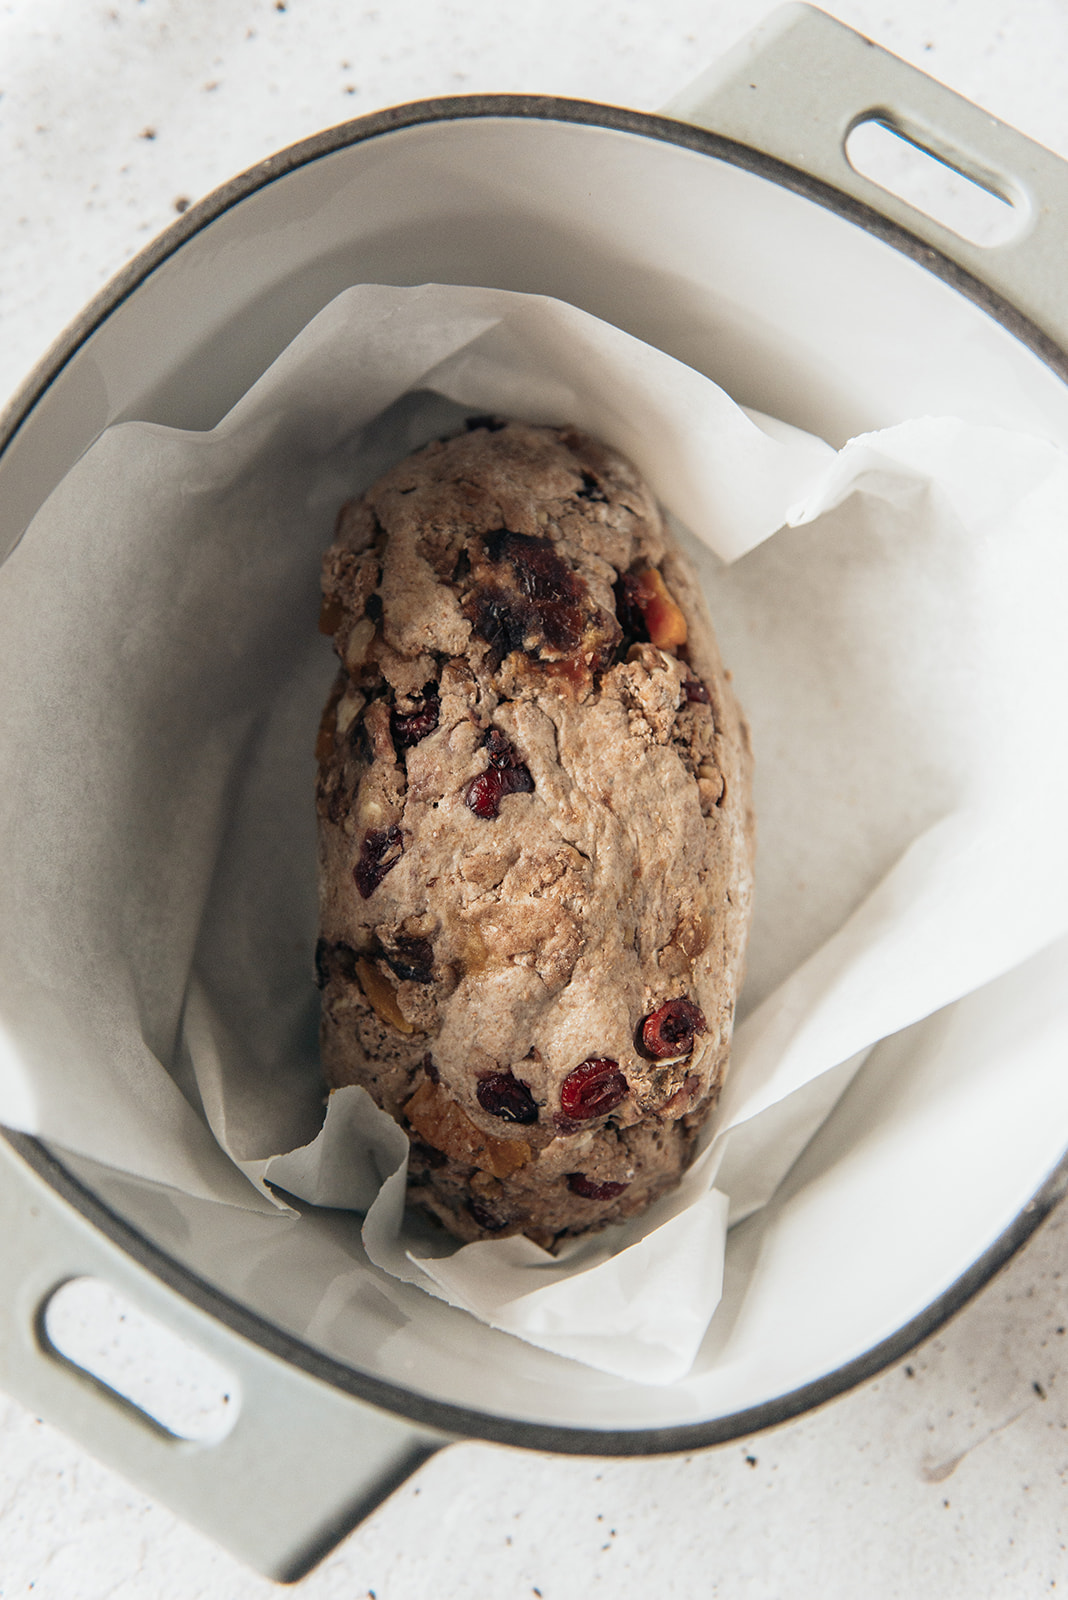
(316, 420, 754, 1246)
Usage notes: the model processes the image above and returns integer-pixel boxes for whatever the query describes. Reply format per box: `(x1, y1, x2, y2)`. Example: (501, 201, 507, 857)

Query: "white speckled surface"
(5, 2, 1068, 1594)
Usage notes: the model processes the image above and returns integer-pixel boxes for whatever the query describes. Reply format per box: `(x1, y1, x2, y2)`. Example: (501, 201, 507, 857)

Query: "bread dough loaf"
(316, 420, 754, 1247)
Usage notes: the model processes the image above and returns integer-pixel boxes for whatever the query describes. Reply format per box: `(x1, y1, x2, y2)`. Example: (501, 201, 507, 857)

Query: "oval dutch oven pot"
(4, 5, 1068, 1581)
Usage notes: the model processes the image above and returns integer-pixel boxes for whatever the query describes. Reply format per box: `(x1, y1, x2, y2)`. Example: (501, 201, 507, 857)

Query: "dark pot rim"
(4, 92, 1067, 1457)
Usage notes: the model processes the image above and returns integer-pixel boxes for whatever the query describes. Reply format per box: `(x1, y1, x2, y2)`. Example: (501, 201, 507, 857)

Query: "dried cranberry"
(467, 1198, 510, 1232)
(464, 730, 534, 819)
(567, 1174, 630, 1201)
(683, 677, 711, 704)
(353, 824, 402, 899)
(383, 936, 434, 984)
(637, 998, 707, 1059)
(468, 530, 591, 662)
(391, 685, 440, 750)
(466, 591, 526, 666)
(613, 571, 650, 647)
(482, 530, 576, 609)
(476, 1071, 539, 1125)
(484, 729, 514, 769)
(465, 765, 534, 819)
(559, 1059, 628, 1121)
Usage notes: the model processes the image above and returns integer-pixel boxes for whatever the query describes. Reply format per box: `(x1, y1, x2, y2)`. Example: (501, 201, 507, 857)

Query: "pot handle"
(663, 2, 1068, 362)
(0, 1132, 447, 1582)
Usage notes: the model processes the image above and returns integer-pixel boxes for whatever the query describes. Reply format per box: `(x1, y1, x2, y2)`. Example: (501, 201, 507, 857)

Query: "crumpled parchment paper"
(2, 283, 1067, 1382)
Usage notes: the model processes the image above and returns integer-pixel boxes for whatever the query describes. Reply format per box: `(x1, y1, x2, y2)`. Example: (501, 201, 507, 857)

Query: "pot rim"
(4, 92, 1068, 1456)
(5, 91, 1068, 451)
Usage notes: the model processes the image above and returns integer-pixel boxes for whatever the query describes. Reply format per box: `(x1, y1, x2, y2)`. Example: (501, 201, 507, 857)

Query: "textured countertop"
(4, 1, 1068, 1595)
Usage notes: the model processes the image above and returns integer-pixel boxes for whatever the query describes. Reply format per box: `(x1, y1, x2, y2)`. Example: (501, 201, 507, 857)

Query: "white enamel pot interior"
(4, 6, 1068, 1580)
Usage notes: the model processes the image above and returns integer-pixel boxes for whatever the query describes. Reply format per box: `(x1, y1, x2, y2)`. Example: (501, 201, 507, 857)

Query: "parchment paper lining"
(2, 284, 1067, 1383)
